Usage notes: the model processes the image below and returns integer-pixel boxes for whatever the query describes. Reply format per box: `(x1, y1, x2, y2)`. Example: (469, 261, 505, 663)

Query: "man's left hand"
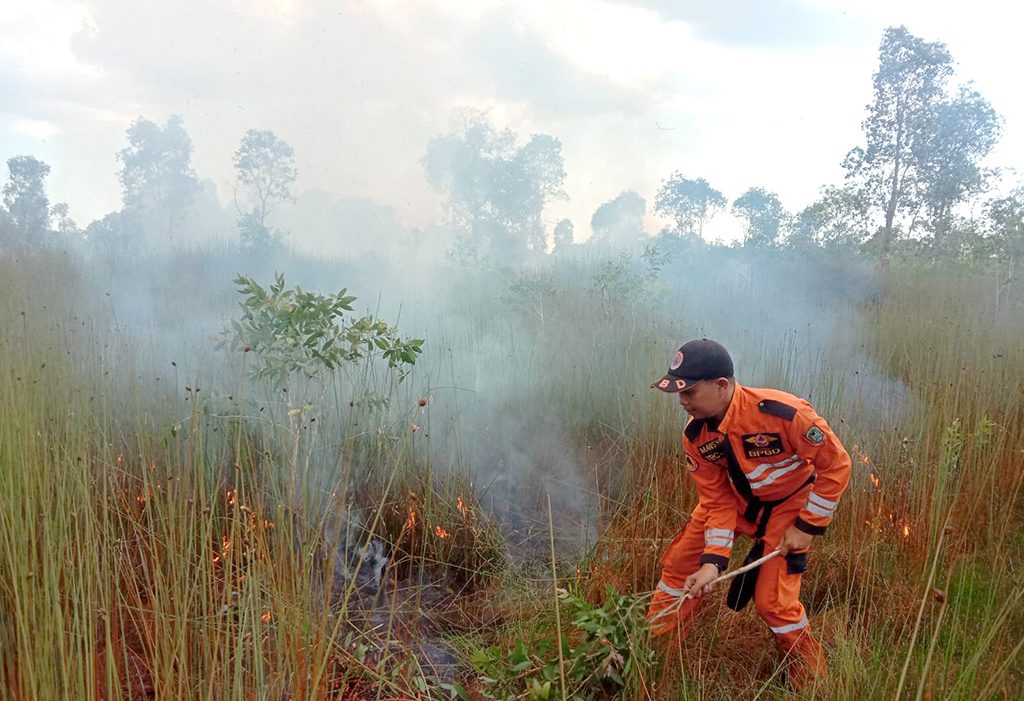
(779, 525, 813, 556)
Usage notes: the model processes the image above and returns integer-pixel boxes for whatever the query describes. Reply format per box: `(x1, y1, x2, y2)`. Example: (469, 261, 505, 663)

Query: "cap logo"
(670, 351, 684, 370)
(658, 379, 670, 389)
(675, 379, 686, 390)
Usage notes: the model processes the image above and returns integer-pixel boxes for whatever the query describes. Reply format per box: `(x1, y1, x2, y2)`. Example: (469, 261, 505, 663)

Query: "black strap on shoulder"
(757, 399, 798, 421)
(683, 418, 706, 442)
(720, 436, 754, 503)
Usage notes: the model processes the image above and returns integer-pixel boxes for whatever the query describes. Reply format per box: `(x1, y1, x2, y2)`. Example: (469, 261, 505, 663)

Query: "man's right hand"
(682, 563, 721, 599)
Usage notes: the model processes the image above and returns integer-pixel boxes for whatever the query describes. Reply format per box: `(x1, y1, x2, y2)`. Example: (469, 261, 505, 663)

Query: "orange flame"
(261, 609, 273, 624)
(405, 508, 418, 530)
(902, 524, 911, 538)
(435, 526, 450, 539)
(869, 472, 880, 488)
(457, 495, 467, 518)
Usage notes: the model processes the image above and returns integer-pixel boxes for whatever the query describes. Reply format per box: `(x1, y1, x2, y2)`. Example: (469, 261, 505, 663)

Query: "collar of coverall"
(715, 381, 746, 434)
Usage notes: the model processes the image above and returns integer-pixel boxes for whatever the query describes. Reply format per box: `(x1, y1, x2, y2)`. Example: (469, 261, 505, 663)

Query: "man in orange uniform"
(647, 339, 851, 688)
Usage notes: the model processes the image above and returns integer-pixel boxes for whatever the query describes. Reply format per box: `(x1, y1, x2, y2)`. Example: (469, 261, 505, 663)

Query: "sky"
(2, 0, 1022, 247)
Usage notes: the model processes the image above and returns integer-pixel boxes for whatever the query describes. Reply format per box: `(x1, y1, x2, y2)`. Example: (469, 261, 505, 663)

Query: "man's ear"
(713, 377, 731, 390)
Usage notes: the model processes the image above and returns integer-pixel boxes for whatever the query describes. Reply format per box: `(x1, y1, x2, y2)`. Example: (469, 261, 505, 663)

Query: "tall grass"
(0, 246, 1021, 699)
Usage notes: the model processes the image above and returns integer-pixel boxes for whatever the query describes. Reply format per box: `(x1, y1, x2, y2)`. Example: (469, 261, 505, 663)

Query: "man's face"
(676, 378, 731, 419)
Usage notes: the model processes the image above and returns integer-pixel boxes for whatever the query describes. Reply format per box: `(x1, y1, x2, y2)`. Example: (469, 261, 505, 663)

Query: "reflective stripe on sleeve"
(805, 502, 833, 518)
(807, 491, 837, 510)
(769, 614, 809, 635)
(658, 580, 686, 598)
(705, 528, 735, 539)
(705, 537, 733, 548)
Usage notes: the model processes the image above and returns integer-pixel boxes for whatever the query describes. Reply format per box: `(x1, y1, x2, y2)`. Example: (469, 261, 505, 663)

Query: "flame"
(869, 472, 880, 488)
(116, 453, 124, 464)
(261, 609, 273, 623)
(902, 524, 911, 538)
(226, 490, 236, 506)
(136, 493, 147, 504)
(457, 495, 467, 518)
(435, 526, 450, 539)
(263, 519, 275, 529)
(405, 508, 418, 530)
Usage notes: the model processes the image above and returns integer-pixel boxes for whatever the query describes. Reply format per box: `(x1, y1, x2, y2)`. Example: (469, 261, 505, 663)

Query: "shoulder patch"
(757, 399, 798, 421)
(804, 426, 826, 445)
(685, 454, 698, 472)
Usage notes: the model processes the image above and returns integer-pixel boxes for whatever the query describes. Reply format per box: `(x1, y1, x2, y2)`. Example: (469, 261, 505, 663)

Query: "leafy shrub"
(470, 585, 654, 700)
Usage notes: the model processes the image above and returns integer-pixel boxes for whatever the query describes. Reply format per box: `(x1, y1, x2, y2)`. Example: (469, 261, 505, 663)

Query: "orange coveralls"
(647, 383, 851, 680)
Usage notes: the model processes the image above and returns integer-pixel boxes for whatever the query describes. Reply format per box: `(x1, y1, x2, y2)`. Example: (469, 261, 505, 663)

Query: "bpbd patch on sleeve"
(804, 426, 826, 445)
(685, 454, 698, 472)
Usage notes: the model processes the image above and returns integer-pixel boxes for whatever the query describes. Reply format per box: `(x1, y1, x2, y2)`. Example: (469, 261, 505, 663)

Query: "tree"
(843, 26, 1000, 265)
(987, 187, 1024, 264)
(919, 85, 1001, 254)
(422, 113, 566, 260)
(654, 174, 726, 238)
(233, 129, 297, 250)
(50, 203, 79, 238)
(2, 156, 51, 242)
(590, 191, 646, 249)
(552, 218, 574, 254)
(732, 187, 786, 247)
(118, 115, 199, 241)
(787, 186, 871, 250)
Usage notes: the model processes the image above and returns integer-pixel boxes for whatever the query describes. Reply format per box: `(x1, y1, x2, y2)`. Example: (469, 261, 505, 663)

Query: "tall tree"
(118, 115, 199, 241)
(787, 186, 870, 250)
(987, 187, 1024, 264)
(654, 174, 726, 238)
(2, 156, 51, 242)
(233, 129, 297, 249)
(50, 202, 79, 237)
(422, 113, 566, 260)
(552, 218, 574, 254)
(590, 191, 646, 248)
(844, 26, 1000, 265)
(919, 85, 1001, 253)
(732, 187, 786, 247)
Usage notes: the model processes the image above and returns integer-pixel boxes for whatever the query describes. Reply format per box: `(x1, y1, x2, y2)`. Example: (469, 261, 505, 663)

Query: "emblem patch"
(670, 350, 684, 370)
(804, 426, 826, 445)
(697, 437, 725, 463)
(741, 432, 784, 459)
(685, 454, 698, 472)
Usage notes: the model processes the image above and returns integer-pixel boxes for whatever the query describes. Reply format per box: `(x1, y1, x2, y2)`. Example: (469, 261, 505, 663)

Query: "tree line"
(1, 26, 1022, 265)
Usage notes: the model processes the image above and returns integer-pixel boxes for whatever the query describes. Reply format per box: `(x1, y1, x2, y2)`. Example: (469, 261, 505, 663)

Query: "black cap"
(651, 339, 734, 392)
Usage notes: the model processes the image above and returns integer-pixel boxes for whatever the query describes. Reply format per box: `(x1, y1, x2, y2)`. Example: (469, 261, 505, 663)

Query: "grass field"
(0, 243, 1021, 700)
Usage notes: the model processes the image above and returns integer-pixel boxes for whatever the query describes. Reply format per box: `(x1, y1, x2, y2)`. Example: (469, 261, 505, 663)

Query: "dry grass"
(0, 248, 1021, 700)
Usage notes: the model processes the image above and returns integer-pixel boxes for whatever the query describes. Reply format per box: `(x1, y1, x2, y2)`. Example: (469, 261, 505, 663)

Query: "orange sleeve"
(684, 435, 737, 572)
(787, 401, 852, 535)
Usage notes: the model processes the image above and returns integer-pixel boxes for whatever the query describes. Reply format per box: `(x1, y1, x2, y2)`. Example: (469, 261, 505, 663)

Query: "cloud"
(614, 0, 874, 52)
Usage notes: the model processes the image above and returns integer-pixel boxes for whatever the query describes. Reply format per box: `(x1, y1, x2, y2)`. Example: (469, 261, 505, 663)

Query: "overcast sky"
(2, 0, 1022, 246)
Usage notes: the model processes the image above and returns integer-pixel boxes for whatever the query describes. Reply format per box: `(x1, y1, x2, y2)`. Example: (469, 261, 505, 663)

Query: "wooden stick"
(648, 548, 782, 623)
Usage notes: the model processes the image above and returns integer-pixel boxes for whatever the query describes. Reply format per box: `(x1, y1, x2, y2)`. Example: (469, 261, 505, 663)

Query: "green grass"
(0, 246, 1022, 700)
